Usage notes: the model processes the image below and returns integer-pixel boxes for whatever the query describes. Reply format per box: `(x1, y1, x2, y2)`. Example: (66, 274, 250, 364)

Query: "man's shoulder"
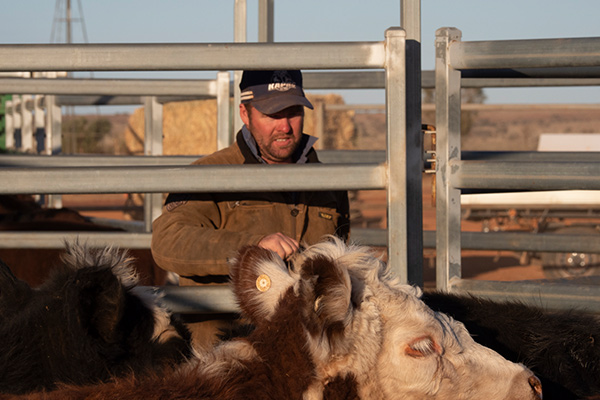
(191, 143, 245, 165)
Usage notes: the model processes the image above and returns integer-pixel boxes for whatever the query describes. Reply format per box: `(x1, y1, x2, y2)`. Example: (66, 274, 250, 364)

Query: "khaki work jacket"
(151, 131, 350, 286)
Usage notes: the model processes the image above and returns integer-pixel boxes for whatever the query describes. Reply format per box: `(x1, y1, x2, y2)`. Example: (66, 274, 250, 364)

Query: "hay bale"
(123, 99, 218, 156)
(304, 94, 356, 150)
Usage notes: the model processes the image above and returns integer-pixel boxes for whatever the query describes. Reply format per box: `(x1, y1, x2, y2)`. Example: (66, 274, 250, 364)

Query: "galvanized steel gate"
(1, 5, 600, 313)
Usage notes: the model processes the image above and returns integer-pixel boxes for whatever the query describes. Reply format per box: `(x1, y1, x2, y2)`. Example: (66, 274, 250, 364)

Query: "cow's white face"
(289, 237, 542, 400)
(372, 284, 541, 400)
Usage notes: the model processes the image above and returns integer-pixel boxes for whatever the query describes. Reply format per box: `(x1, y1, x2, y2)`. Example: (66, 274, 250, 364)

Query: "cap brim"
(251, 95, 314, 115)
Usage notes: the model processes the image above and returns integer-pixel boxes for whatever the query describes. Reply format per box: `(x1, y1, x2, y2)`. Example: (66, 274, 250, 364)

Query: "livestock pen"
(1, 1, 600, 314)
(0, 5, 419, 314)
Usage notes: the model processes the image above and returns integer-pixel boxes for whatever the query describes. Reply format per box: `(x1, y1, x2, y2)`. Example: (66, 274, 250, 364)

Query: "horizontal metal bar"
(55, 95, 144, 106)
(303, 71, 385, 89)
(462, 77, 600, 88)
(0, 151, 386, 167)
(462, 66, 600, 79)
(449, 37, 600, 70)
(425, 70, 600, 89)
(450, 278, 600, 312)
(461, 231, 600, 253)
(462, 151, 600, 162)
(0, 155, 197, 167)
(0, 227, 385, 249)
(0, 78, 219, 96)
(161, 276, 600, 314)
(423, 104, 600, 112)
(53, 95, 215, 106)
(452, 160, 600, 190)
(351, 228, 388, 246)
(325, 104, 385, 112)
(0, 42, 385, 72)
(0, 232, 151, 249)
(4, 68, 596, 100)
(0, 163, 387, 195)
(154, 285, 238, 314)
(5, 228, 595, 254)
(423, 230, 600, 253)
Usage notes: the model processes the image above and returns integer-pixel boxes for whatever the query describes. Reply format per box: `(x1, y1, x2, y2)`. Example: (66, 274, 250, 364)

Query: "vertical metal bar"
(258, 0, 274, 43)
(233, 0, 247, 135)
(143, 96, 163, 157)
(5, 100, 13, 149)
(12, 97, 22, 149)
(34, 95, 46, 154)
(435, 28, 463, 291)
(21, 95, 33, 151)
(315, 101, 325, 148)
(400, 0, 421, 42)
(216, 71, 232, 150)
(401, 0, 423, 286)
(143, 96, 164, 232)
(385, 27, 408, 283)
(45, 95, 62, 155)
(45, 94, 63, 208)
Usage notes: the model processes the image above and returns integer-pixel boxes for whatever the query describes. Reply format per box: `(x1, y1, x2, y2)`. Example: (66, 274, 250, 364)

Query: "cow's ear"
(301, 255, 352, 343)
(230, 246, 296, 324)
(0, 258, 32, 311)
(0, 258, 26, 290)
(71, 268, 126, 343)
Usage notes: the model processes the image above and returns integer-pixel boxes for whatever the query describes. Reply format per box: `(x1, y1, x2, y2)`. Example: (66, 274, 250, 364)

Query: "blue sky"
(2, 0, 599, 107)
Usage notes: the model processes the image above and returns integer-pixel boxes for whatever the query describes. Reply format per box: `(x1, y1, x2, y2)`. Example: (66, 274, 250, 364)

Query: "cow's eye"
(405, 335, 439, 358)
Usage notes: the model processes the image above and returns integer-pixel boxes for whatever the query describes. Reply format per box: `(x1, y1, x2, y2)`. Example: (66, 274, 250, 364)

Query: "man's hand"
(257, 233, 299, 260)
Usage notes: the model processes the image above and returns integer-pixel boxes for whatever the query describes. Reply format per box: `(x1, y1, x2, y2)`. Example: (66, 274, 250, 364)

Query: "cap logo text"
(268, 82, 296, 92)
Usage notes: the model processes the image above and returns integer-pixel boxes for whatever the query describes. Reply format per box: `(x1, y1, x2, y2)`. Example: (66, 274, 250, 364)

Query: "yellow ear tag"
(256, 274, 271, 292)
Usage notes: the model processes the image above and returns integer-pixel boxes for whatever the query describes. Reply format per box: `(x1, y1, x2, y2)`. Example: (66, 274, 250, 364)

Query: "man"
(151, 70, 350, 345)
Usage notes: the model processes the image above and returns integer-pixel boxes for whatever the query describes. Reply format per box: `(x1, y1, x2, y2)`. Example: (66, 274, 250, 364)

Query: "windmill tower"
(50, 0, 94, 153)
(50, 0, 89, 45)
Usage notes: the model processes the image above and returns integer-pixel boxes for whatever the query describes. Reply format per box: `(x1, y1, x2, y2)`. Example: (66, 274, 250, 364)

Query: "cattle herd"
(0, 236, 598, 399)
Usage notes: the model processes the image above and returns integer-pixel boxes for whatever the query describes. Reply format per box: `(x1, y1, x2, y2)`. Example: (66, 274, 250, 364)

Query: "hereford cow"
(12, 237, 542, 400)
(0, 242, 192, 395)
(423, 291, 600, 400)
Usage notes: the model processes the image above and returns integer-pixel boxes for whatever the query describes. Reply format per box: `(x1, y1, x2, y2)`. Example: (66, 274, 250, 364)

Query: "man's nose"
(275, 117, 292, 132)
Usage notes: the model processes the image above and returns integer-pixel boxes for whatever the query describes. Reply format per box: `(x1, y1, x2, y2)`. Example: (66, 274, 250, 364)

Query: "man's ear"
(239, 103, 250, 126)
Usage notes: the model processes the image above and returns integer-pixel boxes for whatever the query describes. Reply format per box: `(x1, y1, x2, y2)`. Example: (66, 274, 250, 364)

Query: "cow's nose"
(529, 375, 543, 399)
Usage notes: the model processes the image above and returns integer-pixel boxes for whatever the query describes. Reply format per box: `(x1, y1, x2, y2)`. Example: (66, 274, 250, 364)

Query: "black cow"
(423, 291, 600, 400)
(0, 242, 192, 395)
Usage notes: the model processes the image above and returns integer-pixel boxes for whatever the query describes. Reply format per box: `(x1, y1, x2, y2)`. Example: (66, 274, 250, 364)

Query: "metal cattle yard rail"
(0, 28, 416, 314)
(1, 20, 600, 312)
(434, 28, 600, 310)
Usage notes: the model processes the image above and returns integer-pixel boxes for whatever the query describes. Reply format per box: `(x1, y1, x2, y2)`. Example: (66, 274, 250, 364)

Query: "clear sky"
(2, 0, 599, 107)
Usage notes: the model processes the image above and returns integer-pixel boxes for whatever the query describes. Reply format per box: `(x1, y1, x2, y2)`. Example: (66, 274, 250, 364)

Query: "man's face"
(240, 104, 305, 164)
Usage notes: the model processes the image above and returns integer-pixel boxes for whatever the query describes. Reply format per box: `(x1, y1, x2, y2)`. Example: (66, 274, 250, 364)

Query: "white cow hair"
(229, 249, 299, 322)
(61, 241, 139, 288)
(291, 237, 537, 400)
(61, 241, 177, 344)
(291, 237, 390, 382)
(186, 339, 258, 379)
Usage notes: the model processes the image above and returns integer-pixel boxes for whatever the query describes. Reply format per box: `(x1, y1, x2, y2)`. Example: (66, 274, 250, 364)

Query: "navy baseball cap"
(239, 70, 314, 115)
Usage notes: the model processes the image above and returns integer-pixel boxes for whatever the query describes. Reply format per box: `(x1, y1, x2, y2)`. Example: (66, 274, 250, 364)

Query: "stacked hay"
(304, 94, 356, 150)
(122, 94, 355, 156)
(123, 99, 218, 156)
